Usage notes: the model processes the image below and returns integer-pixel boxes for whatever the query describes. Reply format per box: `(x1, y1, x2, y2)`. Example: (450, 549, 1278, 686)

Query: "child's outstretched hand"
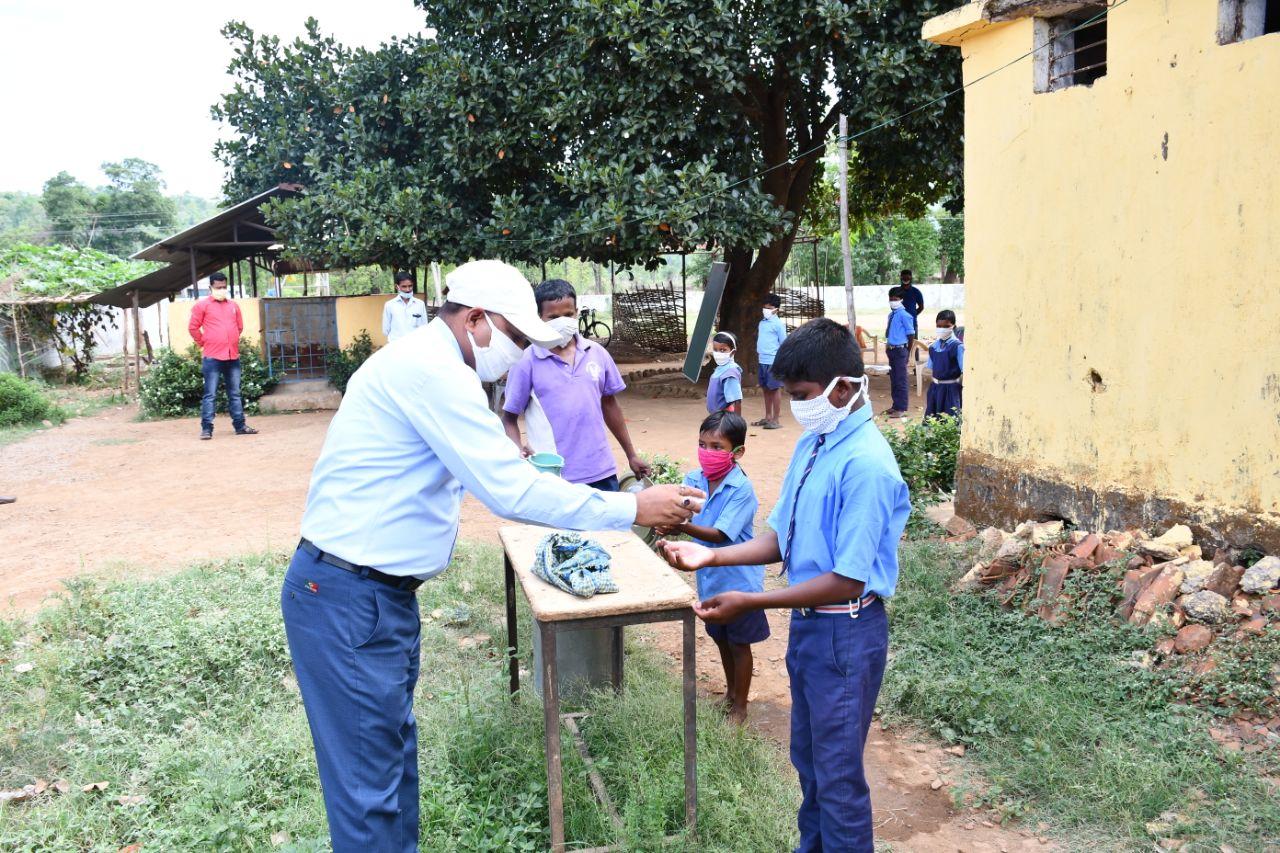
(656, 539, 714, 572)
(694, 591, 751, 624)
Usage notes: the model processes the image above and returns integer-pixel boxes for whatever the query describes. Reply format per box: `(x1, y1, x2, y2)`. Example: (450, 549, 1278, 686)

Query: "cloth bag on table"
(532, 532, 618, 598)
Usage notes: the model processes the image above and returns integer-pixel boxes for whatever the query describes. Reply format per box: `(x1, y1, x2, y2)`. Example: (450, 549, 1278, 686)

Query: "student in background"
(754, 293, 787, 430)
(660, 411, 766, 725)
(899, 270, 925, 360)
(502, 279, 651, 490)
(382, 271, 428, 342)
(884, 286, 914, 418)
(924, 309, 964, 419)
(658, 318, 910, 852)
(707, 331, 743, 415)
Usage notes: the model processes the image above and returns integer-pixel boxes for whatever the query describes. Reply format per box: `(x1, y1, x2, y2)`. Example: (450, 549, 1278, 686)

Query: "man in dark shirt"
(899, 270, 925, 361)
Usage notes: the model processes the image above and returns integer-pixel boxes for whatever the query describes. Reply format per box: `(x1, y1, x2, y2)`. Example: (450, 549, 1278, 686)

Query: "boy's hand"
(635, 485, 706, 528)
(520, 443, 533, 458)
(628, 455, 653, 479)
(694, 591, 752, 624)
(656, 539, 714, 571)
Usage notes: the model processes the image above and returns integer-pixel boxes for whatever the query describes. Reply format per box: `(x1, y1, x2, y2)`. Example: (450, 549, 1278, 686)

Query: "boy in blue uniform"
(659, 318, 910, 852)
(884, 286, 915, 418)
(755, 293, 788, 429)
(660, 410, 767, 724)
(924, 309, 964, 419)
(706, 331, 743, 414)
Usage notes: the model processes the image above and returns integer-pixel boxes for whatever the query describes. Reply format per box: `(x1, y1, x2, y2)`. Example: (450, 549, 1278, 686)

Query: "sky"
(0, 0, 429, 200)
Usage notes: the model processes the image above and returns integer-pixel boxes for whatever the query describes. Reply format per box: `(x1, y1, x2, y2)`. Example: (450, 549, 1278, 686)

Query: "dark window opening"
(1036, 8, 1109, 93)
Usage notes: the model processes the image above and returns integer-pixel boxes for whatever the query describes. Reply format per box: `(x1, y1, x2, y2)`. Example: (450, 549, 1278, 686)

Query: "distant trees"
(39, 159, 178, 258)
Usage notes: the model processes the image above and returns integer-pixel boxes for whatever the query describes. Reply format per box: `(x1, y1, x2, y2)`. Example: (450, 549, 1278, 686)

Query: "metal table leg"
(541, 621, 566, 853)
(505, 554, 519, 698)
(682, 608, 697, 835)
(610, 626, 624, 694)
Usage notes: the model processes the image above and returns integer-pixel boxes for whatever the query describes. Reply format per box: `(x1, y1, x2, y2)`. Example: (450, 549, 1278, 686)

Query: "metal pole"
(838, 115, 857, 330)
(189, 248, 197, 299)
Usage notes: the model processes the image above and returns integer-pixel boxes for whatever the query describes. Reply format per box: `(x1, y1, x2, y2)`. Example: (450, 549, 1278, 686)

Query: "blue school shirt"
(756, 315, 787, 364)
(707, 361, 743, 412)
(681, 466, 764, 599)
(885, 307, 915, 347)
(928, 337, 964, 380)
(766, 403, 911, 598)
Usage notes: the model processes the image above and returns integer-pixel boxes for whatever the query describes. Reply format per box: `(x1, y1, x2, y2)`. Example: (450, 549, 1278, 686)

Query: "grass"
(0, 383, 126, 447)
(0, 544, 797, 852)
(881, 539, 1280, 850)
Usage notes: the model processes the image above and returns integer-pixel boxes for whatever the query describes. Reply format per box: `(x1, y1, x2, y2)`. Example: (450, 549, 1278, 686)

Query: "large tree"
(215, 1, 961, 369)
(40, 160, 177, 257)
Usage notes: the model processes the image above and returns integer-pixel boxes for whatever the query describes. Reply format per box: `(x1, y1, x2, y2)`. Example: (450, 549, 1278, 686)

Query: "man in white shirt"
(381, 270, 428, 342)
(282, 260, 703, 853)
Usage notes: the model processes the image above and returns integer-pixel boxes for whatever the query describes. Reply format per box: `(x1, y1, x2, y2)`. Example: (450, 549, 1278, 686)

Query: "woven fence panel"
(778, 287, 825, 333)
(613, 284, 687, 353)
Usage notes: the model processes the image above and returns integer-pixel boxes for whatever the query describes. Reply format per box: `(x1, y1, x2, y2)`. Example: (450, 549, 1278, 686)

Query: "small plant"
(882, 412, 961, 497)
(0, 374, 65, 428)
(640, 452, 686, 485)
(138, 339, 277, 419)
(325, 330, 377, 395)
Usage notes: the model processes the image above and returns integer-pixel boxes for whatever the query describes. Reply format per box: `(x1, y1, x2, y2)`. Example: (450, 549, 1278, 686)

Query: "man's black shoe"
(200, 430, 213, 440)
(235, 426, 259, 435)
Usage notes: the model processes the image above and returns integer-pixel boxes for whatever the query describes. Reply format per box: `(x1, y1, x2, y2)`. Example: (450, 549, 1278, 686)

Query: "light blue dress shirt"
(680, 466, 764, 600)
(766, 403, 910, 598)
(382, 295, 428, 342)
(300, 319, 637, 578)
(886, 307, 915, 346)
(756, 315, 787, 363)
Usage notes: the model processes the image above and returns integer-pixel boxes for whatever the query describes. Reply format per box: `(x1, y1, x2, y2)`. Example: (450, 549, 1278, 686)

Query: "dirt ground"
(0, 373, 1048, 851)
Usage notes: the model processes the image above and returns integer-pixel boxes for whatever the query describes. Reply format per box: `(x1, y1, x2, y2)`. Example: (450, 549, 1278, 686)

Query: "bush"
(882, 412, 961, 497)
(138, 340, 277, 419)
(325, 330, 376, 395)
(0, 374, 65, 428)
(640, 453, 686, 485)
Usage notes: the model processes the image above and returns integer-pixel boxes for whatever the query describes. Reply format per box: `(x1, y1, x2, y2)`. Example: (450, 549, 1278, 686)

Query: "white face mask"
(937, 327, 954, 340)
(399, 290, 412, 300)
(789, 375, 868, 435)
(762, 308, 776, 319)
(711, 350, 734, 367)
(211, 288, 228, 301)
(889, 299, 903, 311)
(468, 314, 524, 381)
(547, 316, 578, 348)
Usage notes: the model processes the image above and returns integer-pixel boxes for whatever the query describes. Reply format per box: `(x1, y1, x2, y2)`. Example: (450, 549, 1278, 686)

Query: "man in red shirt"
(188, 272, 258, 440)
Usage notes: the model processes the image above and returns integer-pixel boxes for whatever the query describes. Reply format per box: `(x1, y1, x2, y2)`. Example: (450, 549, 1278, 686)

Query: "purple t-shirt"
(503, 336, 626, 484)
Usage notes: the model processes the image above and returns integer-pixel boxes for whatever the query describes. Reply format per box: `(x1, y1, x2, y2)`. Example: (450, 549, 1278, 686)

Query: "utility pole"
(838, 115, 856, 331)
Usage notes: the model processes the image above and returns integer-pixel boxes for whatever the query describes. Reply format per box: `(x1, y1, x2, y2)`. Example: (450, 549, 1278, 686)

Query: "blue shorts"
(758, 362, 783, 391)
(705, 609, 771, 645)
(586, 475, 620, 492)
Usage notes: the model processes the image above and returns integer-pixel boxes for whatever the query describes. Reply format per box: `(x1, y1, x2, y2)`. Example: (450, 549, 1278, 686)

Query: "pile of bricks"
(954, 521, 1280, 648)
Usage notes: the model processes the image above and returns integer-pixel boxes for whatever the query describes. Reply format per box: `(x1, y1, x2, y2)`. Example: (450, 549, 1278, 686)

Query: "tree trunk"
(719, 234, 797, 384)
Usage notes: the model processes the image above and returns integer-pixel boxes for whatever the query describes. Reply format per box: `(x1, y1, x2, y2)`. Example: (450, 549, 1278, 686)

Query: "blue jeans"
(200, 357, 245, 432)
(586, 474, 620, 492)
(281, 548, 422, 853)
(887, 347, 909, 412)
(788, 600, 888, 852)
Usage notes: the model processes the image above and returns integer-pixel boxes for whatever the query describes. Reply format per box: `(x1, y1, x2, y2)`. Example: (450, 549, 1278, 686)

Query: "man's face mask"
(211, 287, 228, 301)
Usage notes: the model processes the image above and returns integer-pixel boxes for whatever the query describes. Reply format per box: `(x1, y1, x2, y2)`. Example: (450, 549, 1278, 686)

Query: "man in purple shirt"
(502, 280, 652, 490)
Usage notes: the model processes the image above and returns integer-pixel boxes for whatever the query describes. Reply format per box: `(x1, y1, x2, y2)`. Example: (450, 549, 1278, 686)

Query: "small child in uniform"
(755, 293, 787, 429)
(924, 309, 964, 419)
(661, 411, 767, 724)
(706, 331, 743, 415)
(658, 318, 910, 852)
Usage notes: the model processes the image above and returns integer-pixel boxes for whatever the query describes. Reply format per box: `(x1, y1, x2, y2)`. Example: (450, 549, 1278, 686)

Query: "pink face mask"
(697, 447, 737, 481)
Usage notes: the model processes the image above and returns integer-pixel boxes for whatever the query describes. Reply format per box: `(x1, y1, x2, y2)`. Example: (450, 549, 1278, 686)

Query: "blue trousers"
(887, 347, 909, 413)
(924, 382, 962, 419)
(200, 357, 245, 432)
(787, 601, 888, 853)
(281, 548, 421, 853)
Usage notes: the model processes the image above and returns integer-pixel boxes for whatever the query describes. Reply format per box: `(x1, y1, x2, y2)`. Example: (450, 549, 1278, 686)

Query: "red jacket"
(188, 298, 243, 360)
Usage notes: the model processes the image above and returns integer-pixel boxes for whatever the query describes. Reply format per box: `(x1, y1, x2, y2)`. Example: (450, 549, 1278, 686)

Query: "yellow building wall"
(930, 1, 1280, 547)
(167, 298, 264, 355)
(335, 294, 397, 349)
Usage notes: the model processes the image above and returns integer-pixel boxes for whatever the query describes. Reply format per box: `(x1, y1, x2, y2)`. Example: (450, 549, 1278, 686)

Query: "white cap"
(444, 260, 561, 347)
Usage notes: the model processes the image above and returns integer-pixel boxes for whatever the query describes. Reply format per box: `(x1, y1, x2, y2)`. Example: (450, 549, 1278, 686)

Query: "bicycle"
(578, 307, 612, 348)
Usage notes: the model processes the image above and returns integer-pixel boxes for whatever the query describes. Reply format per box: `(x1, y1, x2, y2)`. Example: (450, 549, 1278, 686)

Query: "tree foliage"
(939, 214, 964, 281)
(215, 1, 962, 370)
(39, 159, 178, 258)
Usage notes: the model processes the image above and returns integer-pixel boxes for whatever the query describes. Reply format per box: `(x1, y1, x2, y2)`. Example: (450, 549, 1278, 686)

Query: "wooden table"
(500, 524, 699, 852)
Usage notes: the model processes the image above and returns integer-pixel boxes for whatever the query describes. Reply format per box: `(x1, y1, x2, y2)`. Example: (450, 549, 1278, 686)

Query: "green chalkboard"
(681, 261, 729, 384)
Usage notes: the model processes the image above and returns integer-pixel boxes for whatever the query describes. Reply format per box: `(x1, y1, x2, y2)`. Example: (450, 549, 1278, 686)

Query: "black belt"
(297, 538, 424, 591)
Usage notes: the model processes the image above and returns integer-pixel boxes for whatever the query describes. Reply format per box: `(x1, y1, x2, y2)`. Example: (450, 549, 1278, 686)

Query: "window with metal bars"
(1033, 7, 1109, 93)
(1218, 0, 1280, 44)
